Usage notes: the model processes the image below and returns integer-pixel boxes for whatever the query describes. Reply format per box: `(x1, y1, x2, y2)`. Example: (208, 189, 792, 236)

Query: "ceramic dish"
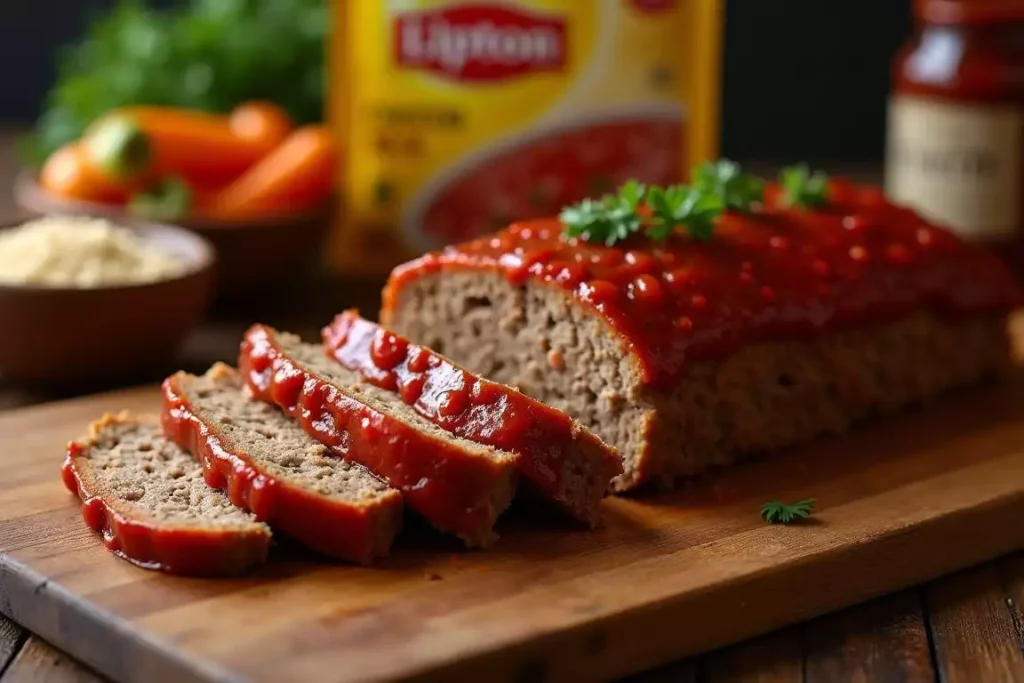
(0, 219, 215, 384)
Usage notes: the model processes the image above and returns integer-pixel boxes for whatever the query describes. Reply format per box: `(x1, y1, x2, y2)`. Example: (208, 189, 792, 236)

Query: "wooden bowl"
(0, 219, 215, 385)
(15, 172, 333, 299)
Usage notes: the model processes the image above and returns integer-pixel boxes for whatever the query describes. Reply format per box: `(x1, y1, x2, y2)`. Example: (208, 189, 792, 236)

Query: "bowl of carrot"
(16, 101, 337, 298)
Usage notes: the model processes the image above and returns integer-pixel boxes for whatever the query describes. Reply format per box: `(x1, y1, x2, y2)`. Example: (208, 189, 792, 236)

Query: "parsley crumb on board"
(760, 499, 816, 525)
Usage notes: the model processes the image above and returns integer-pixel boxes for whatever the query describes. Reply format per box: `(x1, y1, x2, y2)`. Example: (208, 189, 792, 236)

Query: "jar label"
(885, 95, 1022, 241)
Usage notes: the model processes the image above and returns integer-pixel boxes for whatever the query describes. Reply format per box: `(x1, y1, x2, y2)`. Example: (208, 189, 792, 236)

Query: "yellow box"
(330, 0, 723, 276)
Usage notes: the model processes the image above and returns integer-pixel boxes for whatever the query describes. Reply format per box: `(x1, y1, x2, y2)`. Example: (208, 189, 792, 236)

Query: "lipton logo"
(394, 4, 567, 82)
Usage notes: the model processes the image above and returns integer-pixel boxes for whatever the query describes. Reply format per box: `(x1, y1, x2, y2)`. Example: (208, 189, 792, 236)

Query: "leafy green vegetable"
(559, 193, 642, 247)
(779, 164, 830, 208)
(645, 184, 723, 242)
(760, 499, 816, 525)
(560, 160, 768, 245)
(692, 159, 764, 210)
(23, 0, 328, 165)
(560, 179, 728, 246)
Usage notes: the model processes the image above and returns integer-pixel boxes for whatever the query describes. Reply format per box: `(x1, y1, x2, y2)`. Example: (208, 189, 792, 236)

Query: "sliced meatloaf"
(322, 310, 621, 526)
(62, 412, 271, 576)
(239, 324, 519, 547)
(161, 364, 403, 564)
(381, 184, 1022, 491)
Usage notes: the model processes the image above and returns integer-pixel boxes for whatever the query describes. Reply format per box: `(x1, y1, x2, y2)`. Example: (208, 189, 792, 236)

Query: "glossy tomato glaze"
(239, 324, 517, 545)
(385, 180, 1024, 389)
(160, 375, 402, 564)
(322, 311, 621, 525)
(61, 443, 269, 576)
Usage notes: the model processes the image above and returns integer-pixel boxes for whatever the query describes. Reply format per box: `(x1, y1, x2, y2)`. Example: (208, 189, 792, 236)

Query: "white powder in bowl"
(0, 216, 186, 288)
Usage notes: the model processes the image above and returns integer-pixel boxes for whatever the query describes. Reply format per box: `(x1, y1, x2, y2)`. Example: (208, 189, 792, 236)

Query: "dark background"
(0, 0, 913, 164)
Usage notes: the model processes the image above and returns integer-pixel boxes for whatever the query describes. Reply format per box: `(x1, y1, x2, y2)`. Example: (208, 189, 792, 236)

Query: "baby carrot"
(97, 106, 279, 186)
(208, 125, 337, 219)
(39, 142, 130, 204)
(229, 101, 293, 150)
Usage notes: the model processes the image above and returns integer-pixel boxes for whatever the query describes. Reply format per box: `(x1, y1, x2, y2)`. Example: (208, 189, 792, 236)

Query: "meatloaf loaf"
(162, 364, 403, 563)
(381, 180, 1022, 491)
(62, 413, 271, 575)
(322, 310, 621, 525)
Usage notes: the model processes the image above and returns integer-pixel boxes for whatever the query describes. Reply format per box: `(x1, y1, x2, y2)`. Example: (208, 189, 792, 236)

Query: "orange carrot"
(39, 143, 131, 204)
(208, 125, 337, 219)
(95, 106, 281, 186)
(229, 101, 293, 150)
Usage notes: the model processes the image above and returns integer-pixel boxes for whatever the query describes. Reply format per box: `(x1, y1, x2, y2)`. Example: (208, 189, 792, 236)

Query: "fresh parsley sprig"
(559, 160, 763, 246)
(694, 159, 765, 210)
(779, 164, 829, 208)
(645, 184, 724, 241)
(760, 498, 816, 525)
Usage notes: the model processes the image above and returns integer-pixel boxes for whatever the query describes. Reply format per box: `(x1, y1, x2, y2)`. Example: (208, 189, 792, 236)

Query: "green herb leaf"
(559, 197, 639, 247)
(760, 498, 816, 525)
(560, 161, 774, 245)
(693, 159, 764, 211)
(618, 179, 646, 210)
(779, 164, 829, 208)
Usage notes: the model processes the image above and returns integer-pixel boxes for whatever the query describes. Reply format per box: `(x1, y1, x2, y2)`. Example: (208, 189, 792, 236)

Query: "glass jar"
(885, 0, 1024, 264)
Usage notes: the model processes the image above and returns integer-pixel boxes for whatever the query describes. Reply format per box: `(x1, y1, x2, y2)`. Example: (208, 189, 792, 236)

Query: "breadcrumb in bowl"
(0, 216, 215, 385)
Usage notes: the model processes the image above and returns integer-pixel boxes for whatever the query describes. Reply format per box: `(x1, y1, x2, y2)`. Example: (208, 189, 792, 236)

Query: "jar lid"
(916, 0, 1024, 24)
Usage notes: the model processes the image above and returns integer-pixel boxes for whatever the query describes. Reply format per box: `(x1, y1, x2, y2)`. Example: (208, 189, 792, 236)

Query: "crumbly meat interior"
(79, 419, 260, 526)
(180, 367, 394, 501)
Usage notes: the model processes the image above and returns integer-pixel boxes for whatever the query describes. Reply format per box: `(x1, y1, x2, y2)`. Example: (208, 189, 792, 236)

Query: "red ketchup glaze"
(384, 180, 1024, 389)
(322, 311, 622, 525)
(238, 324, 516, 544)
(159, 375, 402, 564)
(61, 441, 269, 576)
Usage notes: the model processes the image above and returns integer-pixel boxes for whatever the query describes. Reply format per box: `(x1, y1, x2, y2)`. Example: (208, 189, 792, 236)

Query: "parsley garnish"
(693, 159, 765, 210)
(559, 160, 764, 246)
(645, 184, 723, 241)
(760, 498, 815, 525)
(558, 180, 644, 246)
(779, 164, 829, 208)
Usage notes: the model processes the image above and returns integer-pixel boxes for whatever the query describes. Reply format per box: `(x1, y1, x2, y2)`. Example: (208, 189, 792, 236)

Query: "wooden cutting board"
(2, 382, 1024, 683)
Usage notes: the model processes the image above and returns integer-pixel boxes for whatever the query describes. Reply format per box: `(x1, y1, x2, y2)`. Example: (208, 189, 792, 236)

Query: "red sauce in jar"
(886, 0, 1024, 268)
(385, 180, 1022, 389)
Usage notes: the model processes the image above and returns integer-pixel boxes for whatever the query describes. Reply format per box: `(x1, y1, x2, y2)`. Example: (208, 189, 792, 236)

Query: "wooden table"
(1, 141, 1023, 682)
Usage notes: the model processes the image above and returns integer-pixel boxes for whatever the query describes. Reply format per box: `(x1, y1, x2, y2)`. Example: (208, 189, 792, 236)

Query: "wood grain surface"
(0, 616, 24, 677)
(2, 377, 1024, 683)
(2, 637, 106, 683)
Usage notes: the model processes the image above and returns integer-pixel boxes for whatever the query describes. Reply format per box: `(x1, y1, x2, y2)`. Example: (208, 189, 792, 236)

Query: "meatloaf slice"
(239, 324, 519, 547)
(161, 364, 403, 563)
(381, 199, 1020, 491)
(322, 310, 621, 525)
(62, 412, 271, 576)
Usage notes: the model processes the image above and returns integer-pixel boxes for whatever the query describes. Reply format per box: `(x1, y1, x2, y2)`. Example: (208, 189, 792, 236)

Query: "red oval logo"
(393, 3, 568, 83)
(628, 0, 677, 13)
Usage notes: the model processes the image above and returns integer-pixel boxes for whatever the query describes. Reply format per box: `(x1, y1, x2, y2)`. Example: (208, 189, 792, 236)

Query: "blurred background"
(1, 0, 911, 164)
(0, 0, 1019, 390)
